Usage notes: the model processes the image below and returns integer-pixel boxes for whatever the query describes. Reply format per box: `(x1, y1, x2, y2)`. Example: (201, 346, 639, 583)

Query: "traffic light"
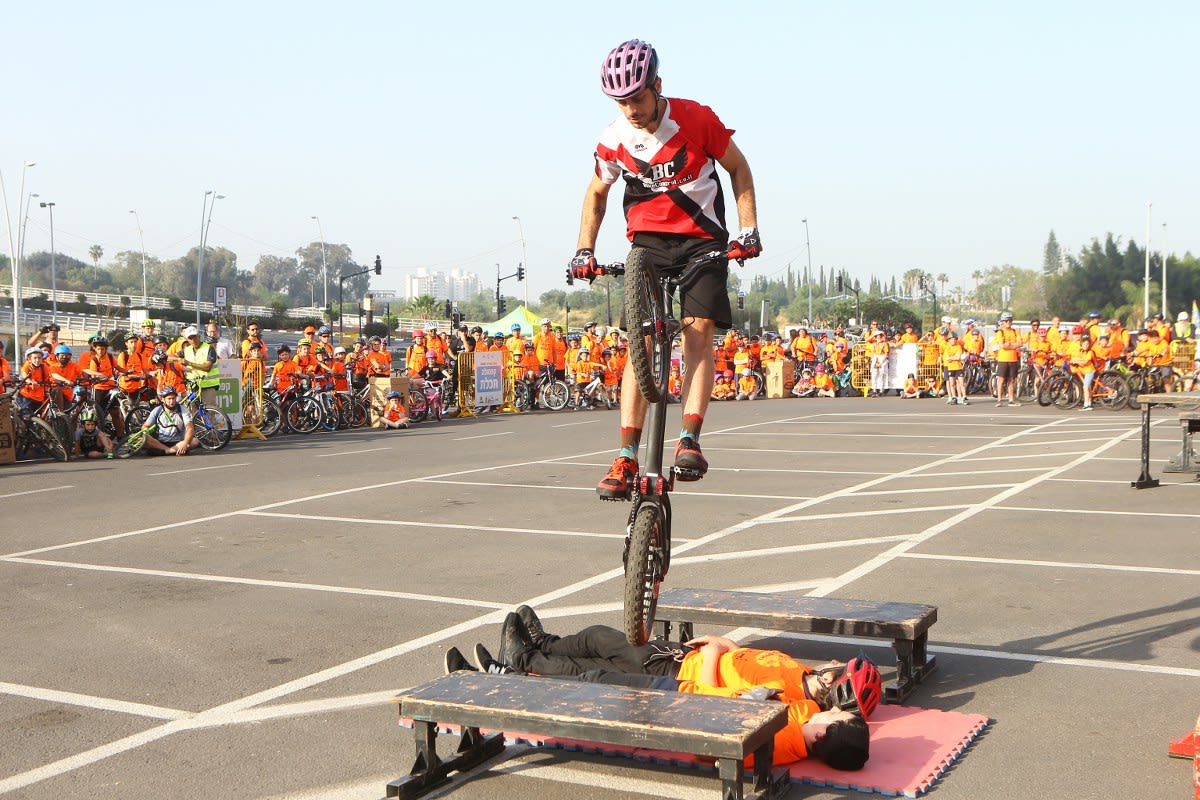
(517, 265, 525, 281)
(452, 309, 462, 327)
(374, 255, 382, 275)
(444, 299, 452, 318)
(498, 296, 507, 315)
(737, 291, 745, 310)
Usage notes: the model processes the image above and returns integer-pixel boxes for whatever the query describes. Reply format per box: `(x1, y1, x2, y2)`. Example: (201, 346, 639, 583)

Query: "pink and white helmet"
(600, 39, 659, 99)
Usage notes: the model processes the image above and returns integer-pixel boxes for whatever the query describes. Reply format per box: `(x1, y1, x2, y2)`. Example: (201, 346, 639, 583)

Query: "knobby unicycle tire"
(623, 503, 665, 646)
(623, 248, 668, 404)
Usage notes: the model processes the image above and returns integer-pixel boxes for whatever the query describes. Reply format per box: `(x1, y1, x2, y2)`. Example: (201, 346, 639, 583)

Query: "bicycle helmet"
(87, 334, 99, 344)
(386, 390, 402, 399)
(79, 408, 97, 423)
(297, 338, 312, 347)
(124, 332, 139, 341)
(92, 337, 109, 347)
(524, 342, 534, 350)
(600, 39, 659, 100)
(369, 336, 382, 343)
(539, 318, 551, 325)
(815, 364, 826, 373)
(964, 318, 976, 326)
(54, 344, 71, 355)
(355, 337, 367, 345)
(318, 325, 331, 334)
(1087, 310, 1102, 319)
(158, 384, 178, 397)
(25, 347, 42, 359)
(999, 312, 1014, 322)
(333, 346, 346, 355)
(601, 347, 612, 356)
(315, 349, 328, 359)
(1070, 325, 1083, 335)
(584, 320, 596, 329)
(425, 351, 437, 360)
(471, 326, 484, 334)
(154, 334, 170, 345)
(831, 652, 882, 720)
(413, 331, 425, 340)
(141, 319, 156, 328)
(723, 369, 734, 379)
(277, 345, 291, 353)
(511, 323, 521, 331)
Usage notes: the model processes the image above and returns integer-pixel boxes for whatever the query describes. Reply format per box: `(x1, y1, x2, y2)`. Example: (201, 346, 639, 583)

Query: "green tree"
(251, 255, 298, 296)
(406, 294, 440, 319)
(88, 244, 104, 277)
(1042, 230, 1062, 275)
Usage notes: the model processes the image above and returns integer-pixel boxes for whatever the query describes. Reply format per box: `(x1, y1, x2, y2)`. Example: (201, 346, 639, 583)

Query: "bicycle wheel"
(286, 396, 322, 434)
(259, 397, 283, 436)
(408, 390, 428, 422)
(124, 403, 153, 432)
(622, 248, 668, 404)
(196, 408, 232, 451)
(115, 431, 147, 458)
(1126, 371, 1147, 409)
(1015, 369, 1037, 403)
(30, 417, 69, 462)
(1094, 371, 1130, 410)
(318, 398, 339, 431)
(541, 380, 570, 411)
(52, 414, 74, 455)
(1052, 374, 1081, 409)
(623, 503, 666, 646)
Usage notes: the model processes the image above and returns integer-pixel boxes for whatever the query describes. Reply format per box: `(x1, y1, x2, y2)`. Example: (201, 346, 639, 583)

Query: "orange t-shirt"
(991, 328, 1021, 363)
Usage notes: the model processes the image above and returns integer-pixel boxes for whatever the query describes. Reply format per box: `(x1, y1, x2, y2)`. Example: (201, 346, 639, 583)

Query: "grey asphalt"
(0, 397, 1196, 800)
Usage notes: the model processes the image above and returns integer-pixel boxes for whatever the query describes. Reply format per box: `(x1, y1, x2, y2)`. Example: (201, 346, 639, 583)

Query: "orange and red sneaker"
(597, 456, 638, 501)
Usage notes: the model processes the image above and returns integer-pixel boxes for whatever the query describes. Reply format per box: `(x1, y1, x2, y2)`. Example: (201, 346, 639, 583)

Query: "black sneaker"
(444, 646, 476, 675)
(673, 437, 708, 481)
(597, 456, 637, 501)
(472, 642, 515, 674)
(499, 611, 534, 667)
(516, 605, 547, 647)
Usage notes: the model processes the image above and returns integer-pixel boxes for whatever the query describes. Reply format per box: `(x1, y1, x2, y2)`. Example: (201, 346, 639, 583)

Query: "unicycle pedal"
(672, 465, 704, 482)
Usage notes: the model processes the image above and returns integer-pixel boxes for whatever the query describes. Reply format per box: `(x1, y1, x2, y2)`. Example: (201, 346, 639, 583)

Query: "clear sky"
(4, 0, 1197, 303)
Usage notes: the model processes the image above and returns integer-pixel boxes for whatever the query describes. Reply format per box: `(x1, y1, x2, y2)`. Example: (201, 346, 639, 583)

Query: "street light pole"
(195, 191, 224, 326)
(311, 215, 327, 310)
(801, 218, 813, 324)
(1143, 202, 1152, 320)
(129, 209, 147, 307)
(19, 193, 38, 276)
(11, 161, 36, 343)
(40, 202, 56, 322)
(1161, 222, 1168, 319)
(512, 215, 527, 308)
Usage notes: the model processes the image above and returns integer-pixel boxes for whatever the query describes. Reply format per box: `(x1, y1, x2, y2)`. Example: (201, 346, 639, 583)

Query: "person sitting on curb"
(443, 607, 875, 771)
(381, 390, 410, 429)
(141, 384, 198, 456)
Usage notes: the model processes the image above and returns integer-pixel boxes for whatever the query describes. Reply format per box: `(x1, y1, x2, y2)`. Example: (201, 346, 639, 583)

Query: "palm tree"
(406, 294, 440, 319)
(937, 273, 949, 298)
(902, 268, 924, 299)
(88, 244, 104, 281)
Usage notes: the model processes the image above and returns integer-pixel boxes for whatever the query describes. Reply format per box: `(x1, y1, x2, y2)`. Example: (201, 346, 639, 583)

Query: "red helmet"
(831, 653, 882, 719)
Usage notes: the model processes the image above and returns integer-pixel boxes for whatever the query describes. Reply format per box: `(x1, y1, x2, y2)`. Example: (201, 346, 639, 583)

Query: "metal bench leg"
(1132, 402, 1160, 489)
(887, 638, 916, 704)
(387, 721, 505, 799)
(718, 756, 745, 800)
(1164, 420, 1200, 474)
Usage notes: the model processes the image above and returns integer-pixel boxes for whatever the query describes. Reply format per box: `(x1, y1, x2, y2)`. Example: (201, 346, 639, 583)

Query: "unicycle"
(583, 247, 736, 645)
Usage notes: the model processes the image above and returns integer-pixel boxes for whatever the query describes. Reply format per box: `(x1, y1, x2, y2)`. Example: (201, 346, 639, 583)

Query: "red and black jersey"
(594, 97, 734, 242)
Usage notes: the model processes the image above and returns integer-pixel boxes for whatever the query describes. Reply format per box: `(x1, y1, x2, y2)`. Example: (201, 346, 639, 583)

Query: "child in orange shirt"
(900, 373, 920, 399)
(813, 364, 836, 398)
(735, 368, 758, 400)
(381, 390, 410, 429)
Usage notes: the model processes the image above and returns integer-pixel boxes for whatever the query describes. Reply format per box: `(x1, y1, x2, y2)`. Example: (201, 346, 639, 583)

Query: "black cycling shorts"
(996, 361, 1019, 380)
(627, 232, 732, 330)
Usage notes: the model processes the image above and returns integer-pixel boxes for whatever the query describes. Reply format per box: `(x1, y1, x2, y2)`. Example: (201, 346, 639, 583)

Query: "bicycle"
(574, 247, 738, 645)
(115, 424, 156, 458)
(572, 367, 614, 410)
(7, 385, 70, 462)
(514, 364, 571, 411)
(181, 382, 233, 451)
(407, 377, 445, 422)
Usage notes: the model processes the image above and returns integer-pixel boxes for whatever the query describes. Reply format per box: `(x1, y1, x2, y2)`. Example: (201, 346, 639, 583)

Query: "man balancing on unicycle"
(568, 38, 763, 500)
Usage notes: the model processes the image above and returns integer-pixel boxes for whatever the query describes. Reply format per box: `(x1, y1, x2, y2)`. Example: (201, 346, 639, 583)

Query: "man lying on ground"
(443, 606, 876, 770)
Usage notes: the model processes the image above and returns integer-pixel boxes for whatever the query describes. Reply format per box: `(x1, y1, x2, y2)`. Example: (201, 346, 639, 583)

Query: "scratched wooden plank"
(658, 587, 937, 639)
(396, 672, 786, 760)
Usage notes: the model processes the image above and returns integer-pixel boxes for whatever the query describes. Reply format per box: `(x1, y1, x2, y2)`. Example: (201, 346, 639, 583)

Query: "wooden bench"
(657, 587, 937, 703)
(388, 671, 789, 800)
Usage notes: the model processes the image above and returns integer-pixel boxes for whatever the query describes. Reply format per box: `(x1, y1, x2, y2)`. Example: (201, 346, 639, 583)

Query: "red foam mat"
(401, 704, 989, 797)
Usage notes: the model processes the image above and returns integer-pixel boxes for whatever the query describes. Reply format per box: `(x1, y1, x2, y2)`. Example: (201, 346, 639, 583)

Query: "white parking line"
(0, 485, 72, 500)
(314, 447, 391, 458)
(898, 552, 1200, 576)
(242, 511, 633, 541)
(452, 431, 515, 441)
(996, 505, 1200, 519)
(850, 484, 1015, 496)
(551, 419, 601, 428)
(761, 504, 971, 524)
(147, 462, 250, 476)
(0, 681, 189, 720)
(4, 557, 511, 609)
